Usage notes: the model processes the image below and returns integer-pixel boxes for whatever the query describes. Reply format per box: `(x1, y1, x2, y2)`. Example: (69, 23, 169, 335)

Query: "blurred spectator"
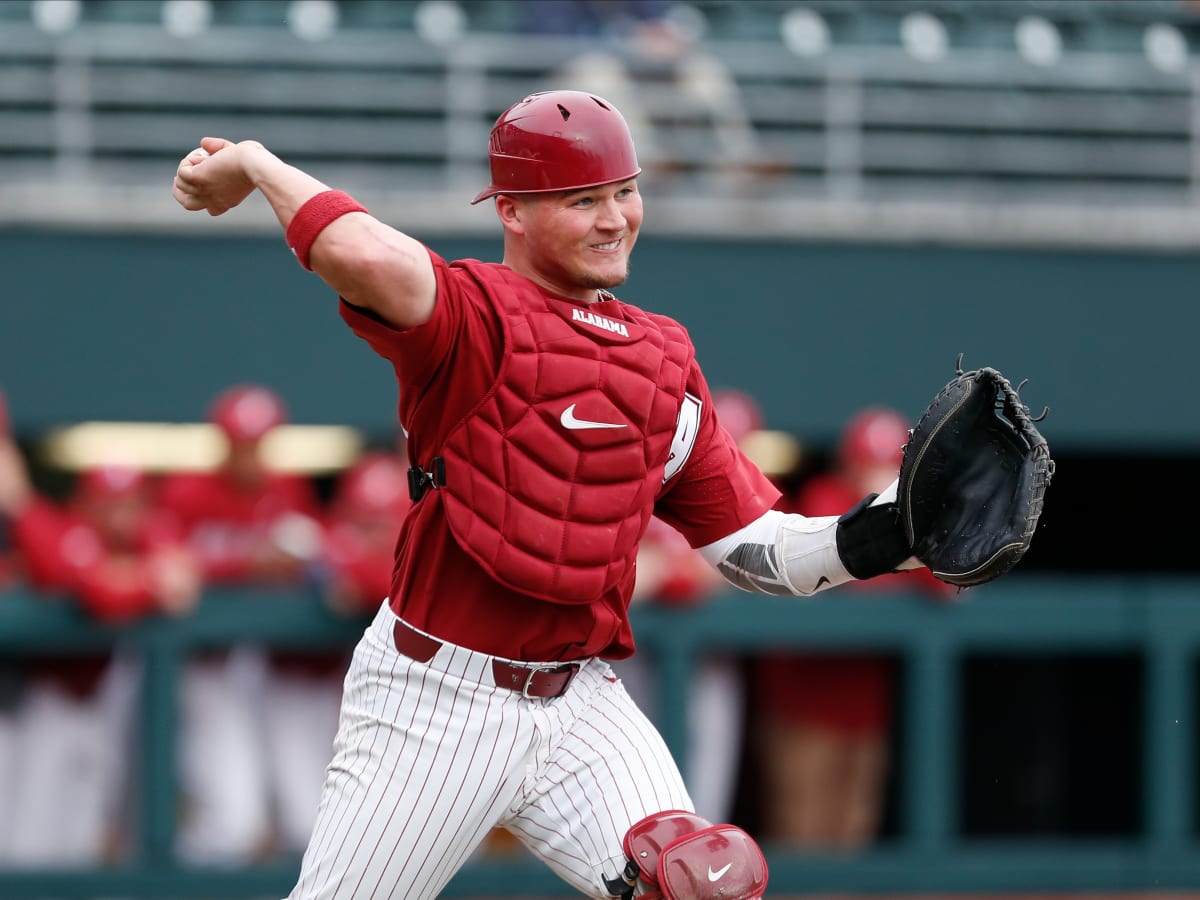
(158, 383, 328, 863)
(613, 387, 766, 825)
(0, 671, 14, 867)
(0, 423, 201, 865)
(0, 391, 22, 863)
(161, 384, 322, 584)
(0, 390, 17, 592)
(520, 0, 764, 185)
(753, 407, 955, 850)
(320, 449, 411, 615)
(250, 448, 415, 854)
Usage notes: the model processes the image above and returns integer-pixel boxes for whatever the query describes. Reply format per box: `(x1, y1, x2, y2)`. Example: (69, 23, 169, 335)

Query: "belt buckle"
(521, 664, 564, 700)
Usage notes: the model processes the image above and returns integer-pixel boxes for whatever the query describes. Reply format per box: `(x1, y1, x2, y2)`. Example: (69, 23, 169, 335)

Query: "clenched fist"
(172, 136, 261, 216)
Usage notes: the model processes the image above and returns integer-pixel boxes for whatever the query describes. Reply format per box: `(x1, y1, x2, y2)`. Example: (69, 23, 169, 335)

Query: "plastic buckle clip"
(407, 456, 446, 501)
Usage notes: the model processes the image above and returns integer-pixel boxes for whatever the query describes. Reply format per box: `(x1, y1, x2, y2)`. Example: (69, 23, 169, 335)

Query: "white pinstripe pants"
(288, 601, 692, 900)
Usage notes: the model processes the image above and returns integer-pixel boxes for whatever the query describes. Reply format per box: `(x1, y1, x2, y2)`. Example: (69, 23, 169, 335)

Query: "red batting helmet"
(838, 407, 911, 468)
(471, 90, 642, 204)
(209, 384, 288, 442)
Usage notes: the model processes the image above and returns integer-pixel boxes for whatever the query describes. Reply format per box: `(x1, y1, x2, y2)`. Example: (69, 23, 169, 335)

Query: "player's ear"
(494, 195, 526, 234)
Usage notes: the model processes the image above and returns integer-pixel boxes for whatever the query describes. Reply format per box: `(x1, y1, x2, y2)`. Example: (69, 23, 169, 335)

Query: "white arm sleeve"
(697, 508, 856, 597)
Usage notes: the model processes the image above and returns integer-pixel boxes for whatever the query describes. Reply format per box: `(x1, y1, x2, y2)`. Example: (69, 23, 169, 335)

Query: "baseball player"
(172, 89, 922, 900)
(616, 388, 771, 827)
(754, 408, 956, 849)
(0, 389, 15, 591)
(320, 450, 413, 615)
(158, 384, 329, 863)
(0, 390, 21, 862)
(0, 437, 202, 864)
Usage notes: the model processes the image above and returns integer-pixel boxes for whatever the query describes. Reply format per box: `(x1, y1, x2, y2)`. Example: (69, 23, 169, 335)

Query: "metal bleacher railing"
(2, 0, 1200, 248)
(1, 576, 1199, 898)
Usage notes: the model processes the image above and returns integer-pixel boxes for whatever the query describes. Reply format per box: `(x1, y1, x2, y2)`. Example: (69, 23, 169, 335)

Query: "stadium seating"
(1, 0, 1198, 243)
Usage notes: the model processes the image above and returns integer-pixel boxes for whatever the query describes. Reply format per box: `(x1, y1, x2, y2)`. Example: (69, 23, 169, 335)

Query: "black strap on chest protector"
(407, 456, 446, 502)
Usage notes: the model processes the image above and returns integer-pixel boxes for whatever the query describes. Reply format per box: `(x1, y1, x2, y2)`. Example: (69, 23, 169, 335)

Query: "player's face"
(224, 437, 268, 488)
(515, 179, 642, 300)
(846, 459, 902, 495)
(86, 493, 148, 549)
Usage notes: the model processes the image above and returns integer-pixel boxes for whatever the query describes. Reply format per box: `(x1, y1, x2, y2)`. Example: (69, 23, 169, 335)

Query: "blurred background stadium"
(1, 0, 1200, 897)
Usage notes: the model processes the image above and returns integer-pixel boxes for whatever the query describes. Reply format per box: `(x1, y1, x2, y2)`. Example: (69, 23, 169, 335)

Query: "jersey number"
(663, 393, 702, 483)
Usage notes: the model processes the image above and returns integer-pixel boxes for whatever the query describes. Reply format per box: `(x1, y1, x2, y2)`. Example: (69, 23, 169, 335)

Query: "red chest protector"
(422, 260, 695, 605)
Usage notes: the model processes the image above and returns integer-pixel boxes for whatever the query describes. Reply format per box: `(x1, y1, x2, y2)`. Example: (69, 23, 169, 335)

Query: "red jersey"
(321, 451, 411, 613)
(158, 469, 322, 583)
(0, 529, 17, 591)
(323, 522, 392, 606)
(340, 250, 778, 661)
(10, 496, 185, 623)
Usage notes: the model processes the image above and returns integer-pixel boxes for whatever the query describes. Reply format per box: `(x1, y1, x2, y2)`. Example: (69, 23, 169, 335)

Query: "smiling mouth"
(592, 239, 622, 251)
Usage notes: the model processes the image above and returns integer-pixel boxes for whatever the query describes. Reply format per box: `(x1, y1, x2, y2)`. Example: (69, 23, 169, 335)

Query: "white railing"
(2, 16, 1200, 248)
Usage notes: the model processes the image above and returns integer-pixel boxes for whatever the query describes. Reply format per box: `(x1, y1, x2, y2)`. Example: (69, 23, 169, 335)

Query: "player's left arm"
(696, 483, 916, 597)
(656, 366, 915, 597)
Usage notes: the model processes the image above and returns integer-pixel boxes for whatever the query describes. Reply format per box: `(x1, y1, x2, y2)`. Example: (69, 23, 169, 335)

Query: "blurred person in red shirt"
(754, 407, 955, 850)
(0, 393, 27, 862)
(251, 448, 414, 856)
(0, 394, 14, 862)
(0, 419, 201, 864)
(0, 389, 18, 592)
(160, 384, 323, 584)
(614, 388, 766, 826)
(158, 383, 327, 863)
(320, 450, 411, 615)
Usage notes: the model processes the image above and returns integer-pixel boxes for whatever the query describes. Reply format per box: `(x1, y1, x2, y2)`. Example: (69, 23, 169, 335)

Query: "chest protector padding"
(435, 260, 694, 604)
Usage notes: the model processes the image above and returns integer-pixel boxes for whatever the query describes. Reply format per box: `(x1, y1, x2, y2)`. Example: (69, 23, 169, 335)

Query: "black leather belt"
(392, 619, 581, 700)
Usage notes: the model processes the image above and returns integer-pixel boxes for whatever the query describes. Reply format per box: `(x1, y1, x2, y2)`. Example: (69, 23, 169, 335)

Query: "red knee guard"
(622, 810, 768, 900)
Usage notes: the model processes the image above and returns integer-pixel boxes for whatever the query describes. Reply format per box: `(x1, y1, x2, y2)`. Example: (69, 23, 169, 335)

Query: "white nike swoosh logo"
(708, 863, 732, 881)
(560, 403, 627, 431)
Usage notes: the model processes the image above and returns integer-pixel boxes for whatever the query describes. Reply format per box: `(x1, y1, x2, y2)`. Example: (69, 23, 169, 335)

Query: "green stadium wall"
(0, 229, 1194, 450)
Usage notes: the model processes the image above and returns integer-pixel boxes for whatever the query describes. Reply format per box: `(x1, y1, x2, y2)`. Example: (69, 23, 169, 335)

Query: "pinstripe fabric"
(288, 601, 692, 900)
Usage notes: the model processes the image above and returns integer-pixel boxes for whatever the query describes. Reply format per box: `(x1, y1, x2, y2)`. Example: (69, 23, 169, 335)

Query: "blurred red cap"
(712, 388, 764, 445)
(838, 407, 911, 468)
(335, 452, 411, 516)
(209, 384, 288, 441)
(77, 464, 148, 498)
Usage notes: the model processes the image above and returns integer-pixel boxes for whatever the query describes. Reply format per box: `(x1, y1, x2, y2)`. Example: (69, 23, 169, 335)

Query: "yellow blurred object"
(40, 422, 364, 475)
(739, 429, 803, 479)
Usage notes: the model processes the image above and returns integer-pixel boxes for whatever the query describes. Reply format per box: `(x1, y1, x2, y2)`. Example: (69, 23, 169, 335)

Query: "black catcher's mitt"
(898, 356, 1055, 587)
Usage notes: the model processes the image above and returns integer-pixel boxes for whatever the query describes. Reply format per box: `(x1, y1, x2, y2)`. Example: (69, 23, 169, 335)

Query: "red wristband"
(285, 190, 368, 271)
